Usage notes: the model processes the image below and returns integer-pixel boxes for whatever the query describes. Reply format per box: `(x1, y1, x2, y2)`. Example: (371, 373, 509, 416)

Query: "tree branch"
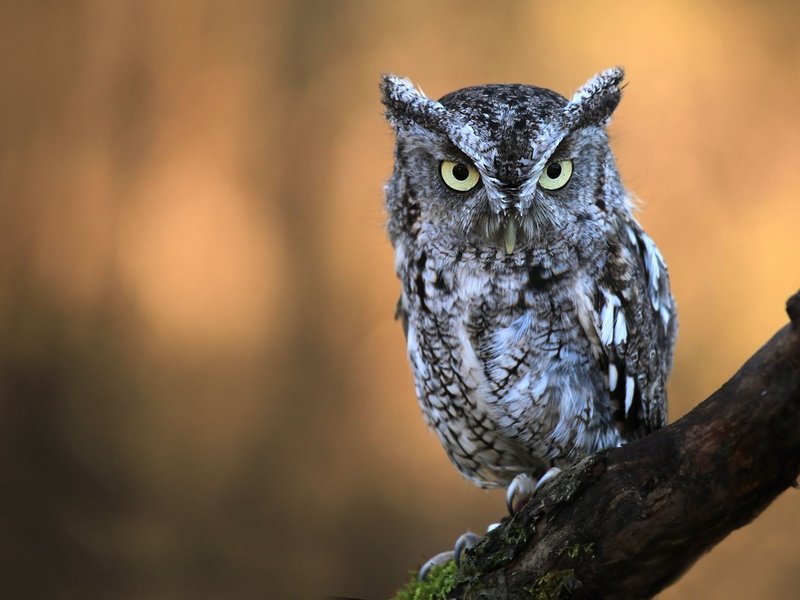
(444, 291, 800, 599)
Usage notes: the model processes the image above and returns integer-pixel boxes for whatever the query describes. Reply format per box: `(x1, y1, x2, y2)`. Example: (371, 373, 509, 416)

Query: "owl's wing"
(590, 220, 675, 439)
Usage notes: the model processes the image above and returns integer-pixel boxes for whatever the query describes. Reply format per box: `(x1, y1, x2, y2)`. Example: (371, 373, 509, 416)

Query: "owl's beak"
(504, 218, 518, 254)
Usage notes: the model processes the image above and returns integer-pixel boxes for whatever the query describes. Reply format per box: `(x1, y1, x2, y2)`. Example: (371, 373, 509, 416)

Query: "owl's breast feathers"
(396, 217, 675, 486)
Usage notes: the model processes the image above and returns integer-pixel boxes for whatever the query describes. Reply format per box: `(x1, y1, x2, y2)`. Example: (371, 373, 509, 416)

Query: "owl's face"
(382, 68, 627, 262)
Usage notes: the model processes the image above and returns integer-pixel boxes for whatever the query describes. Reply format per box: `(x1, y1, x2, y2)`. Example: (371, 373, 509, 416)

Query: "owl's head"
(381, 67, 627, 259)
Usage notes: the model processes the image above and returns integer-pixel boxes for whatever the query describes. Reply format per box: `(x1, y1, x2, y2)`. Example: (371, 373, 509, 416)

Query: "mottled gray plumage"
(381, 67, 677, 489)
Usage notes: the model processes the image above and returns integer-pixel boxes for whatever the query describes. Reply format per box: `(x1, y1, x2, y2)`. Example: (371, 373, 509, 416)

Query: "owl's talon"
(418, 550, 454, 581)
(486, 522, 500, 532)
(506, 473, 536, 515)
(419, 530, 482, 579)
(506, 468, 563, 515)
(534, 466, 562, 492)
(454, 531, 481, 567)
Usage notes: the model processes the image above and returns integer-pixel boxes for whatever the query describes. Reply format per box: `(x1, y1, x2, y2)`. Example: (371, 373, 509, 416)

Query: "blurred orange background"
(1, 1, 799, 598)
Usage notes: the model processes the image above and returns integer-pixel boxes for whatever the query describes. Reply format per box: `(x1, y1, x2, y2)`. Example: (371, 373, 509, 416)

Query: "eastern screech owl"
(380, 67, 677, 491)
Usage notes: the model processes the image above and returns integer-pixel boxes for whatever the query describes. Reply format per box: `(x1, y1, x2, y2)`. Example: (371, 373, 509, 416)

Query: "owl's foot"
(506, 467, 562, 515)
(419, 467, 565, 581)
(417, 531, 483, 580)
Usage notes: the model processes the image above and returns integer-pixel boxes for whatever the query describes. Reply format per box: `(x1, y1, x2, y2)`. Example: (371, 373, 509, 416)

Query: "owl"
(380, 68, 677, 553)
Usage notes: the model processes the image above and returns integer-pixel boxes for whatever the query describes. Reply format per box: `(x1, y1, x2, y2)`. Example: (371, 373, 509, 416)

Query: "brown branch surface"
(451, 291, 800, 599)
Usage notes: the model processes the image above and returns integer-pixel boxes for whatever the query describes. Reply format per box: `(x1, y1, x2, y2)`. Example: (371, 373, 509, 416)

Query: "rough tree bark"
(444, 291, 800, 599)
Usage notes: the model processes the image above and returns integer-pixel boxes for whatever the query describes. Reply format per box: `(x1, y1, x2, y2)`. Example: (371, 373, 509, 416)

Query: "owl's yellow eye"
(538, 159, 573, 190)
(440, 160, 480, 192)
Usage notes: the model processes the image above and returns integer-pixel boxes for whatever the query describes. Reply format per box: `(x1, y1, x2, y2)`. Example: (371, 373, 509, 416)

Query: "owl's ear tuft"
(380, 74, 445, 133)
(566, 66, 625, 128)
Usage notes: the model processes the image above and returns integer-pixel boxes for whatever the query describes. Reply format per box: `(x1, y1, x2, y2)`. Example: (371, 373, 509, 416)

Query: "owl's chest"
(404, 250, 593, 392)
(406, 249, 583, 337)
(402, 251, 603, 481)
